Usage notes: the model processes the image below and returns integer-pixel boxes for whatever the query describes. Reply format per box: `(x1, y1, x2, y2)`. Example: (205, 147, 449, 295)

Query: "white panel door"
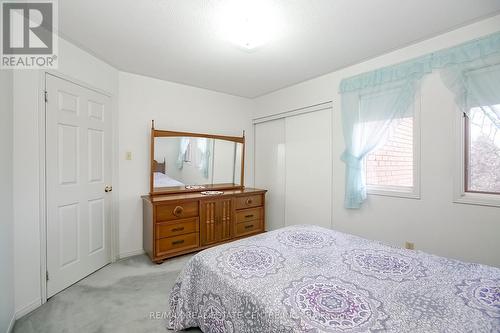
(46, 74, 112, 297)
(254, 119, 286, 231)
(285, 109, 332, 228)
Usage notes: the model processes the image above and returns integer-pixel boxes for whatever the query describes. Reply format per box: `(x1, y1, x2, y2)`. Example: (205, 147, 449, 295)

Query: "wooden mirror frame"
(149, 121, 245, 195)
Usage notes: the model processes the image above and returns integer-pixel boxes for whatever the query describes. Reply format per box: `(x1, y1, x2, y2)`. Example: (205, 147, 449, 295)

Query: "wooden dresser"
(142, 188, 266, 263)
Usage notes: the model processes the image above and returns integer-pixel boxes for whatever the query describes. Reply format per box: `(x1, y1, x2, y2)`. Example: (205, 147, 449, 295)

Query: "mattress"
(168, 225, 500, 332)
(153, 172, 185, 188)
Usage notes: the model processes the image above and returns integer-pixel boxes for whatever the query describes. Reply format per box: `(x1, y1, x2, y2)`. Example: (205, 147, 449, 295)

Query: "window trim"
(453, 110, 500, 207)
(366, 89, 421, 200)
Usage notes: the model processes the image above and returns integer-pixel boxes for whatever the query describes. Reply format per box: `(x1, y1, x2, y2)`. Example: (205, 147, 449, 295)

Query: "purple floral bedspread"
(168, 225, 500, 332)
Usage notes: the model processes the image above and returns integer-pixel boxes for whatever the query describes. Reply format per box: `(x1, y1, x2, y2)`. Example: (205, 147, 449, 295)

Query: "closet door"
(255, 119, 286, 231)
(285, 110, 332, 228)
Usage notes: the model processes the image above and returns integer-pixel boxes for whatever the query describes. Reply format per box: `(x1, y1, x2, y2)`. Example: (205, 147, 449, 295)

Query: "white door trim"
(39, 70, 119, 304)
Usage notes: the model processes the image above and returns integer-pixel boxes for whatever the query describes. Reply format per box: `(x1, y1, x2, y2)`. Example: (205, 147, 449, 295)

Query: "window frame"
(454, 110, 500, 207)
(365, 89, 422, 200)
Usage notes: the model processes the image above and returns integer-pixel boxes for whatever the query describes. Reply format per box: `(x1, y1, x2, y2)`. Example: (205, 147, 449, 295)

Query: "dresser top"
(142, 187, 267, 203)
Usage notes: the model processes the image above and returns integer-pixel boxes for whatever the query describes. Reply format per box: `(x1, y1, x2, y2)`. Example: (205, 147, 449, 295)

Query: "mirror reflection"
(153, 136, 242, 191)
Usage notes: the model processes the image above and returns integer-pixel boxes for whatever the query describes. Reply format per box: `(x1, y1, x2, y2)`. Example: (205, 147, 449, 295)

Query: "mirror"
(150, 126, 245, 194)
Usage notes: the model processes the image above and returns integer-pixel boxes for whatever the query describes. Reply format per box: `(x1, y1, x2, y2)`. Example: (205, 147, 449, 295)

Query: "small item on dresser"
(185, 185, 206, 190)
(200, 191, 224, 196)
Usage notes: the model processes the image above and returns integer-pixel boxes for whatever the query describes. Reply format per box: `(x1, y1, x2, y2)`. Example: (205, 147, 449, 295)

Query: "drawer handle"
(171, 227, 184, 232)
(244, 214, 254, 218)
(172, 240, 185, 245)
(245, 198, 253, 205)
(244, 224, 254, 229)
(173, 206, 184, 217)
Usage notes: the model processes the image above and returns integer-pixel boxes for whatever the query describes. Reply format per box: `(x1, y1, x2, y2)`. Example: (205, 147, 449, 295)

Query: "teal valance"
(340, 31, 500, 93)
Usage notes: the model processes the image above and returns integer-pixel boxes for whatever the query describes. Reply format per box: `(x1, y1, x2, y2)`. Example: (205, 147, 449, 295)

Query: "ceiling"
(59, 0, 500, 98)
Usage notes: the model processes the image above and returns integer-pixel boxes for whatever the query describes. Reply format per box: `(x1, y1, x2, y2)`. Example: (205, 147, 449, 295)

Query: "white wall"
(118, 72, 255, 257)
(0, 70, 15, 333)
(254, 15, 500, 267)
(12, 38, 119, 318)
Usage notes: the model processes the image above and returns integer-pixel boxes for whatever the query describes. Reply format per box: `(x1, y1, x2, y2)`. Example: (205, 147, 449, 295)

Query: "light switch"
(126, 152, 132, 160)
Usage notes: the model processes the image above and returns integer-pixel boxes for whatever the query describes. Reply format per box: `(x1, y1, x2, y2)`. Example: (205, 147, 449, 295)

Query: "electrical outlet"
(405, 241, 415, 250)
(126, 152, 132, 160)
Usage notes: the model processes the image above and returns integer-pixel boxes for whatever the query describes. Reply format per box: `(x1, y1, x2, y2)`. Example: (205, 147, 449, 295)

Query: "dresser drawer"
(156, 201, 199, 222)
(235, 220, 263, 237)
(156, 232, 199, 255)
(155, 217, 199, 239)
(235, 194, 262, 210)
(235, 207, 263, 224)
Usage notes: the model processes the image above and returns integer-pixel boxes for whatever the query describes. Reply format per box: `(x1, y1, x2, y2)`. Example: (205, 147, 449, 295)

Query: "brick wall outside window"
(366, 117, 413, 187)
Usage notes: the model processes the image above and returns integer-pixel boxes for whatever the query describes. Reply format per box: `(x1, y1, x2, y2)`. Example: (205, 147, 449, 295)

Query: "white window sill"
(367, 185, 420, 200)
(454, 192, 500, 208)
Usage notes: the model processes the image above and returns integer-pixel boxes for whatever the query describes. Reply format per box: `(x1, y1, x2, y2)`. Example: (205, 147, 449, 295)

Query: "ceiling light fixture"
(215, 0, 283, 51)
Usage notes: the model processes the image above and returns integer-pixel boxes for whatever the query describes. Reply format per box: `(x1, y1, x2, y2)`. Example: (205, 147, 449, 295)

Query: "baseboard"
(7, 312, 15, 333)
(118, 249, 145, 259)
(15, 298, 41, 320)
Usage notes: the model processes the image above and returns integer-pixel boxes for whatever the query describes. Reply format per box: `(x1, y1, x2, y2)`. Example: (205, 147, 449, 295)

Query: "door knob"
(105, 185, 113, 193)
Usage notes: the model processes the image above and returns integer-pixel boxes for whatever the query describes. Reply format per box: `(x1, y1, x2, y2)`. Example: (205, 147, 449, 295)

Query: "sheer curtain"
(176, 137, 190, 170)
(441, 55, 500, 130)
(339, 30, 500, 209)
(341, 80, 419, 208)
(196, 138, 212, 178)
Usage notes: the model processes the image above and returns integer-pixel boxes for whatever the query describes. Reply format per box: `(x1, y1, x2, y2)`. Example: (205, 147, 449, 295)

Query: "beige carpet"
(13, 254, 202, 333)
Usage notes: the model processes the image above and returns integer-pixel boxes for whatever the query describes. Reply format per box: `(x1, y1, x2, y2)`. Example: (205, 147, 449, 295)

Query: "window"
(453, 64, 500, 206)
(464, 106, 500, 194)
(362, 92, 420, 199)
(366, 116, 414, 188)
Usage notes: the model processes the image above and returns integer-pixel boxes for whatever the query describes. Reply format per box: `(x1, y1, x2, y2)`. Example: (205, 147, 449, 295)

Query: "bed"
(168, 225, 500, 332)
(154, 172, 184, 187)
(152, 159, 185, 187)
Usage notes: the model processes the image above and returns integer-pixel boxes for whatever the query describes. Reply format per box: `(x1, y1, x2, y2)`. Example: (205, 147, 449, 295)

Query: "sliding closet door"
(285, 110, 332, 228)
(255, 119, 286, 231)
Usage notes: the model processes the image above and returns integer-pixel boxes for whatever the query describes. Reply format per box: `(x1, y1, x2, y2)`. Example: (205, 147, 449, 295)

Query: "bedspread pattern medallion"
(168, 225, 500, 332)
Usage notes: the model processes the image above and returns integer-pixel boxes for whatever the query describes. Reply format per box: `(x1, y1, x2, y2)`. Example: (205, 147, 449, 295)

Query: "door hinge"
(46, 271, 49, 281)
(44, 91, 48, 103)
